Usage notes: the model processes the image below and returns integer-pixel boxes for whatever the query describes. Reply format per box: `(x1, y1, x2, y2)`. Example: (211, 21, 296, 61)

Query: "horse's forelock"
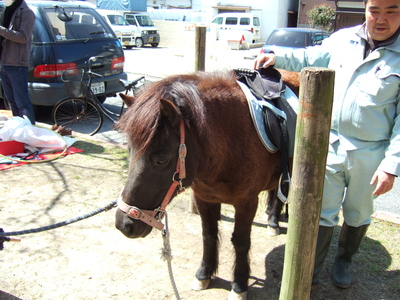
(116, 74, 209, 155)
(166, 77, 207, 131)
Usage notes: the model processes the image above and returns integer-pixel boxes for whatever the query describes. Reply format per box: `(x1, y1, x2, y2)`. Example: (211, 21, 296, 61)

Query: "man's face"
(365, 0, 400, 41)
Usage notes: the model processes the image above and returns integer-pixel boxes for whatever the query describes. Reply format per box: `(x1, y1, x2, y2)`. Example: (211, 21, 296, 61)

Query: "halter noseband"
(117, 119, 187, 231)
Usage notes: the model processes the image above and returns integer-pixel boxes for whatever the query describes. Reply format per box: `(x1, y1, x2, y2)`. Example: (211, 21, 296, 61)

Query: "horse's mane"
(116, 71, 236, 155)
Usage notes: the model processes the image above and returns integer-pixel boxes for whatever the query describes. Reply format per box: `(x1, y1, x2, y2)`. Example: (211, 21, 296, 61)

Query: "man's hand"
(253, 53, 276, 70)
(370, 170, 396, 196)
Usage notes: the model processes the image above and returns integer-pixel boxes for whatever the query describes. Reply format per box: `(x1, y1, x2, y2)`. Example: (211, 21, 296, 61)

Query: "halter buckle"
(128, 207, 142, 219)
(154, 207, 166, 220)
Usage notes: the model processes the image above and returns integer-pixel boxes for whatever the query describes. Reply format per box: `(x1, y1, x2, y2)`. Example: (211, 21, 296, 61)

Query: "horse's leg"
(265, 181, 289, 236)
(191, 200, 221, 291)
(266, 188, 283, 236)
(229, 200, 258, 300)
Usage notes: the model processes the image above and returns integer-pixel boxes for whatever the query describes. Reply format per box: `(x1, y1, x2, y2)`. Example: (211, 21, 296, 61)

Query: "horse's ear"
(160, 98, 182, 128)
(119, 93, 135, 107)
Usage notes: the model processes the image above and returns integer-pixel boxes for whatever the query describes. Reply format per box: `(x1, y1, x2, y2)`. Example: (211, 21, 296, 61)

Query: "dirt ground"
(0, 136, 399, 300)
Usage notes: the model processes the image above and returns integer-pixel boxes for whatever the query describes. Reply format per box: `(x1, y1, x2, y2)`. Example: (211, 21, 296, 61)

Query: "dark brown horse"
(115, 70, 298, 299)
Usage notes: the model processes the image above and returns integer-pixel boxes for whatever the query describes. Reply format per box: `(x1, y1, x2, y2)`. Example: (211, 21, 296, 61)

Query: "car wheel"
(125, 46, 133, 49)
(135, 38, 144, 48)
(151, 43, 158, 47)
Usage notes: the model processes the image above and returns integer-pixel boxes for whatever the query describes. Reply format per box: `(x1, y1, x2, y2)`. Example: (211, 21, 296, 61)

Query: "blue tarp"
(96, 0, 147, 12)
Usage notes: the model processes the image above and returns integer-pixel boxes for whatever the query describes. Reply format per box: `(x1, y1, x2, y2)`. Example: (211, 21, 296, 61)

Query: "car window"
(212, 17, 223, 25)
(226, 17, 238, 25)
(135, 15, 154, 27)
(107, 14, 128, 25)
(253, 17, 260, 26)
(125, 15, 137, 25)
(239, 17, 250, 26)
(43, 7, 115, 41)
(313, 33, 330, 45)
(267, 31, 308, 48)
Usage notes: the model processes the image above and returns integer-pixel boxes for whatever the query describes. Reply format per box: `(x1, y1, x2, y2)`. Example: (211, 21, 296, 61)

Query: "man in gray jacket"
(254, 0, 400, 290)
(0, 0, 35, 124)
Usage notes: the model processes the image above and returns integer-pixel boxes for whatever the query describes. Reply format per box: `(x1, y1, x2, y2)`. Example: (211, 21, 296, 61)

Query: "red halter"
(117, 119, 187, 230)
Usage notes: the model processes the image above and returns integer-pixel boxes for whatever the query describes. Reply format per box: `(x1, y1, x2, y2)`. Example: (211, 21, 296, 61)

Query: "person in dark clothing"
(0, 0, 35, 124)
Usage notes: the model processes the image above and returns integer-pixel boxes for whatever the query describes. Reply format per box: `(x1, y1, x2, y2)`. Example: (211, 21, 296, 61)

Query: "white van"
(211, 13, 261, 43)
(98, 9, 136, 49)
(124, 12, 160, 48)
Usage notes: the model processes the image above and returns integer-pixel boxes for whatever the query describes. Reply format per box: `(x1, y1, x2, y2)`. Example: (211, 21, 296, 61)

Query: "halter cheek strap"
(117, 119, 187, 231)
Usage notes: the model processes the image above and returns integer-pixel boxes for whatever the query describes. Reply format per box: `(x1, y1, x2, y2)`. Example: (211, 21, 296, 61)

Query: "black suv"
(0, 0, 127, 107)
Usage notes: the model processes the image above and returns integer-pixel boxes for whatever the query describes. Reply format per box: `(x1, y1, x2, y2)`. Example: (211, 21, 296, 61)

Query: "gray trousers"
(320, 140, 386, 227)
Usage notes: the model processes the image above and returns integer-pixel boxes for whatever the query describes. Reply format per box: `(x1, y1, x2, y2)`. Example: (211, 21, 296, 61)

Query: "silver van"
(124, 12, 160, 48)
(98, 9, 137, 49)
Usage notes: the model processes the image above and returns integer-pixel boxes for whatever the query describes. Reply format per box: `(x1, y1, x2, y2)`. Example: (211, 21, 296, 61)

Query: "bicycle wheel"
(52, 98, 103, 136)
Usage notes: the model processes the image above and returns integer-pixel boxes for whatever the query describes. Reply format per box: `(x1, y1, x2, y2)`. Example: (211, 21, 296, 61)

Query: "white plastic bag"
(0, 116, 76, 153)
(0, 114, 9, 129)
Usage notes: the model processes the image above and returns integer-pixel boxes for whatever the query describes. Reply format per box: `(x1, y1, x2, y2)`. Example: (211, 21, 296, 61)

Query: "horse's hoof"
(191, 278, 211, 291)
(228, 290, 247, 300)
(267, 226, 280, 236)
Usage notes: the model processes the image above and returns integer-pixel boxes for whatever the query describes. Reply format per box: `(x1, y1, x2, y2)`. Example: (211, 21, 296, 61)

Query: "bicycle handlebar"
(87, 56, 106, 72)
(86, 56, 105, 80)
(119, 76, 145, 91)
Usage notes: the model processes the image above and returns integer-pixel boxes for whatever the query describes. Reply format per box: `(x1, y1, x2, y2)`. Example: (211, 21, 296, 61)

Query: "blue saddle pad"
(237, 81, 298, 155)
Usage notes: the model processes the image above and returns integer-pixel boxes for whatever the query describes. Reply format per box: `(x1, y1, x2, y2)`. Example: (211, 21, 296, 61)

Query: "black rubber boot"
(311, 226, 334, 288)
(332, 222, 369, 289)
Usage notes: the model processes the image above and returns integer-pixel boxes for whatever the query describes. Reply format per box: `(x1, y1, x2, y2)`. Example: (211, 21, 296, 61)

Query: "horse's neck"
(277, 69, 300, 97)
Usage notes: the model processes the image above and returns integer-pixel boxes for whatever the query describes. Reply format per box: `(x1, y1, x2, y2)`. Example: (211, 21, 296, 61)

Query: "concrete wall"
(153, 20, 261, 50)
(148, 0, 297, 41)
(153, 20, 218, 49)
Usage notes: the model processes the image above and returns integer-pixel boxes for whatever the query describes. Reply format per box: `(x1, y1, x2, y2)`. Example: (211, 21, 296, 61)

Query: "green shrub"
(307, 4, 336, 32)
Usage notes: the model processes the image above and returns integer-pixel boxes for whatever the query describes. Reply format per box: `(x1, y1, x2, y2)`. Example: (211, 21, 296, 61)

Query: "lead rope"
(160, 212, 181, 300)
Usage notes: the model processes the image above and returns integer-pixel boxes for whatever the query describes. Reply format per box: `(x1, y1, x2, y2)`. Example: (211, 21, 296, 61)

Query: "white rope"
(160, 213, 181, 300)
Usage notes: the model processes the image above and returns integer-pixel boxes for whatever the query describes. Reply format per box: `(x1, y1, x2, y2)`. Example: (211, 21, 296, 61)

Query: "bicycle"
(52, 56, 146, 136)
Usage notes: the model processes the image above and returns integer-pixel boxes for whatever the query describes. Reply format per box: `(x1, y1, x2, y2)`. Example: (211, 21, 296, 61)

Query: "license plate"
(148, 36, 153, 42)
(91, 82, 105, 95)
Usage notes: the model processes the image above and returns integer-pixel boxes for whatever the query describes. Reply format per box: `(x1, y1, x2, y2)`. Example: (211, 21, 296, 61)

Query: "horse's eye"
(157, 157, 169, 165)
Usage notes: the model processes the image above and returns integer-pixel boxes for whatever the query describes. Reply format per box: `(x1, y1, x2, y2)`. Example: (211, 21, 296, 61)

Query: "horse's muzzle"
(115, 210, 153, 238)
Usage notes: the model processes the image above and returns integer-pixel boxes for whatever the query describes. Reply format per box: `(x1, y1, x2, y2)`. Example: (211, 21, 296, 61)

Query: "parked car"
(0, 0, 127, 107)
(123, 12, 160, 48)
(98, 9, 137, 49)
(260, 28, 330, 53)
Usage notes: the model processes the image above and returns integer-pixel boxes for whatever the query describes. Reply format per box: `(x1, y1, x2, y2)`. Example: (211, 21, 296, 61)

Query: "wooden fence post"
(194, 26, 206, 72)
(279, 67, 335, 300)
(188, 25, 206, 214)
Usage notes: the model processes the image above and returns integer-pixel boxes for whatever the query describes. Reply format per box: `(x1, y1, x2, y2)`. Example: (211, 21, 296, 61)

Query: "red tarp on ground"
(0, 146, 84, 171)
(1, 109, 83, 170)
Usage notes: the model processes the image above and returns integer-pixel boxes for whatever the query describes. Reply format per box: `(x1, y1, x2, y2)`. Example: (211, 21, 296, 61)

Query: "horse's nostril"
(115, 210, 153, 238)
(115, 210, 133, 234)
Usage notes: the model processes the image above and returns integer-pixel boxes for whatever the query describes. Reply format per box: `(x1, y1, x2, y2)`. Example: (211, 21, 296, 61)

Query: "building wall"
(147, 0, 298, 41)
(297, 0, 335, 27)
